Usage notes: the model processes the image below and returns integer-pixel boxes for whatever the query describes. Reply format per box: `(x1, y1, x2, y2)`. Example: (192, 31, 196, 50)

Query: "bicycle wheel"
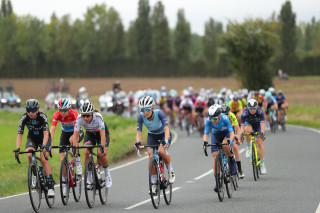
(72, 163, 82, 202)
(28, 163, 41, 212)
(251, 143, 258, 181)
(232, 173, 238, 190)
(162, 161, 172, 205)
(225, 158, 233, 198)
(45, 186, 55, 208)
(60, 159, 70, 205)
(149, 159, 160, 209)
(215, 155, 225, 202)
(84, 159, 96, 208)
(98, 166, 108, 205)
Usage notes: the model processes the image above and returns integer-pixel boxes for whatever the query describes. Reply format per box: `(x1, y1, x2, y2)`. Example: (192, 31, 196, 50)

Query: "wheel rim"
(149, 160, 160, 209)
(60, 160, 69, 205)
(162, 162, 172, 205)
(28, 163, 41, 212)
(84, 160, 96, 208)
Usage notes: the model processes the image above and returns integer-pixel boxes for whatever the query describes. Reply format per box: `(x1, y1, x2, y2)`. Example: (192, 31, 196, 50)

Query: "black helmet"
(207, 104, 222, 118)
(25, 99, 40, 109)
(221, 104, 231, 114)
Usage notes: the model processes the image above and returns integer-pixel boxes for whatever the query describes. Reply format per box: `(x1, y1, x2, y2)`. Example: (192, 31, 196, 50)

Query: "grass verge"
(287, 105, 320, 129)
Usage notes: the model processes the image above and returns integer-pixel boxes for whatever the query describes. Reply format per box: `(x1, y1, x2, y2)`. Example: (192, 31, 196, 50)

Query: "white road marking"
(316, 202, 320, 213)
(125, 187, 181, 210)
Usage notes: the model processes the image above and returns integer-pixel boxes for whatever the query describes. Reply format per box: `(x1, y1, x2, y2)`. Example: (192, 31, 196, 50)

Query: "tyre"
(162, 161, 172, 205)
(215, 155, 225, 202)
(84, 160, 96, 208)
(60, 159, 70, 205)
(251, 143, 258, 181)
(225, 158, 233, 198)
(149, 159, 160, 209)
(98, 163, 108, 205)
(28, 163, 41, 212)
(73, 163, 82, 202)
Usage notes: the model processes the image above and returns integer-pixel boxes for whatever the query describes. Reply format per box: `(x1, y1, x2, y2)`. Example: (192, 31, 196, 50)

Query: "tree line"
(0, 0, 319, 89)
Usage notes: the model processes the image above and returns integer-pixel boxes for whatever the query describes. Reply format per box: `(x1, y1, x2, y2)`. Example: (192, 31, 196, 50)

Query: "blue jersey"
(275, 95, 286, 106)
(137, 109, 168, 134)
(204, 113, 233, 135)
(241, 107, 265, 126)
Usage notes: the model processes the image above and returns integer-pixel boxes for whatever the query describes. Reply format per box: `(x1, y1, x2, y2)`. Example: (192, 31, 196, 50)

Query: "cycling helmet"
(268, 87, 275, 93)
(259, 89, 265, 96)
(58, 98, 71, 110)
(184, 90, 190, 97)
(265, 91, 272, 98)
(196, 96, 203, 102)
(139, 96, 155, 108)
(79, 101, 94, 114)
(221, 104, 231, 114)
(208, 104, 222, 118)
(25, 99, 40, 109)
(79, 86, 86, 93)
(247, 99, 258, 109)
(278, 90, 283, 95)
(233, 95, 238, 102)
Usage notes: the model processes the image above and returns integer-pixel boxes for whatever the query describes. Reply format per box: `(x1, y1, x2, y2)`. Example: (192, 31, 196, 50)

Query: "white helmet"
(196, 96, 203, 102)
(79, 86, 86, 93)
(247, 99, 258, 109)
(161, 86, 166, 91)
(139, 96, 155, 108)
(259, 89, 265, 95)
(184, 90, 190, 97)
(188, 86, 193, 92)
(79, 101, 94, 114)
(268, 87, 275, 93)
(208, 104, 222, 118)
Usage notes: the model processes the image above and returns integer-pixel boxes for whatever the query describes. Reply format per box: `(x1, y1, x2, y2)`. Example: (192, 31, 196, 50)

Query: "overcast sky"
(11, 0, 320, 35)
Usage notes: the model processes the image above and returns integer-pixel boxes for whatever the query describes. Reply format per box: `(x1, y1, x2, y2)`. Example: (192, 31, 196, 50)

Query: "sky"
(11, 0, 320, 35)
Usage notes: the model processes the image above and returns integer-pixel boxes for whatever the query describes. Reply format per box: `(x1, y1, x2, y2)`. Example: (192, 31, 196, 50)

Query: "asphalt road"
(1, 125, 320, 213)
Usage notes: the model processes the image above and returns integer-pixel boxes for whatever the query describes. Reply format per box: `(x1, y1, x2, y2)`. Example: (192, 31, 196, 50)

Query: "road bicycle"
(77, 145, 108, 208)
(243, 132, 262, 181)
(278, 108, 286, 131)
(13, 149, 54, 212)
(195, 112, 205, 137)
(136, 142, 172, 209)
(268, 108, 277, 133)
(204, 141, 235, 202)
(51, 145, 82, 205)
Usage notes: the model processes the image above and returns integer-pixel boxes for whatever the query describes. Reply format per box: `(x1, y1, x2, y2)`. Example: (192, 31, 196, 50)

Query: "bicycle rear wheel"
(252, 143, 258, 181)
(84, 160, 96, 208)
(149, 159, 160, 209)
(60, 159, 70, 205)
(72, 163, 82, 202)
(28, 163, 41, 212)
(162, 161, 172, 205)
(215, 155, 225, 202)
(98, 166, 108, 205)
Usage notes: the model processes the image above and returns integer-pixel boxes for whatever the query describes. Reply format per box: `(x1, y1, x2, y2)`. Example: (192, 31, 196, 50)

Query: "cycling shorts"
(195, 107, 204, 114)
(211, 132, 230, 153)
(58, 129, 84, 153)
(244, 122, 261, 132)
(182, 106, 192, 113)
(147, 132, 172, 150)
(26, 133, 52, 150)
(83, 129, 108, 147)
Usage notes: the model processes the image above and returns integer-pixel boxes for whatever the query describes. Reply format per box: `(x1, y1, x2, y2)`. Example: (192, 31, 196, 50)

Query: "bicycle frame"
(244, 132, 261, 180)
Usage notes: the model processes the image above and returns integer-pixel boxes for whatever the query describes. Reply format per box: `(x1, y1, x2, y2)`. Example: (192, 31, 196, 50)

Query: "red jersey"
(51, 109, 78, 132)
(195, 101, 207, 107)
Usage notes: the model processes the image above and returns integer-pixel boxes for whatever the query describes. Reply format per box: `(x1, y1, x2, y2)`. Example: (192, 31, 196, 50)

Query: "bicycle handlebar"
(243, 132, 262, 136)
(13, 149, 42, 164)
(135, 144, 168, 157)
(204, 142, 229, 157)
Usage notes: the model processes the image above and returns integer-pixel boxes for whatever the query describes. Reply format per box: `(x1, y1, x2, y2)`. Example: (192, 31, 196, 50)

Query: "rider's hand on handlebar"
(258, 132, 266, 140)
(134, 141, 141, 149)
(202, 141, 208, 149)
(13, 147, 20, 157)
(163, 139, 169, 150)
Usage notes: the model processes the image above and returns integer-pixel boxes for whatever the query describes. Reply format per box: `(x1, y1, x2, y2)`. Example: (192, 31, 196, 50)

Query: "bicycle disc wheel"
(99, 167, 108, 205)
(225, 159, 233, 198)
(215, 155, 224, 202)
(72, 163, 82, 202)
(84, 160, 96, 208)
(28, 163, 41, 212)
(162, 161, 172, 205)
(252, 143, 257, 181)
(149, 159, 160, 209)
(60, 159, 70, 205)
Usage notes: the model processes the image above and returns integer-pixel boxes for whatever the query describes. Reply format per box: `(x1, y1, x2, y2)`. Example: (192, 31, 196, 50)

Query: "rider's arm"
(260, 122, 265, 135)
(164, 126, 170, 140)
(43, 131, 49, 146)
(99, 128, 106, 147)
(203, 118, 210, 141)
(203, 134, 209, 142)
(50, 126, 56, 143)
(40, 113, 50, 146)
(73, 116, 81, 146)
(136, 131, 142, 142)
(16, 134, 23, 149)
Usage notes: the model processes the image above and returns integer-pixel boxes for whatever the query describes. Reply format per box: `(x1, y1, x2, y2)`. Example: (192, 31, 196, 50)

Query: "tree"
(174, 9, 191, 64)
(135, 0, 152, 63)
(151, 1, 170, 63)
(203, 18, 218, 67)
(222, 19, 279, 90)
(279, 0, 297, 75)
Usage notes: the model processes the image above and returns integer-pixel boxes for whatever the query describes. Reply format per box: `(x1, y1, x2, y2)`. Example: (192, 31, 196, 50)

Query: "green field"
(0, 110, 144, 197)
(287, 105, 320, 129)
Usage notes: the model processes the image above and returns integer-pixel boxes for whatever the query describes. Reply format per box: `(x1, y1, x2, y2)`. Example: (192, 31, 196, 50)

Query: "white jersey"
(179, 98, 194, 109)
(75, 112, 105, 132)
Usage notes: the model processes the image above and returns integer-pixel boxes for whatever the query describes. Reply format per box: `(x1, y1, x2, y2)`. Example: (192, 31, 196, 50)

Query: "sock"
(261, 158, 265, 166)
(236, 161, 242, 172)
(166, 163, 173, 172)
(151, 175, 157, 184)
(104, 166, 109, 177)
(76, 156, 81, 166)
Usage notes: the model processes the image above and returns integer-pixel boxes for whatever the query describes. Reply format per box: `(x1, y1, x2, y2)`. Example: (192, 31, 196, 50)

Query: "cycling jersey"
(75, 112, 105, 132)
(228, 112, 238, 126)
(228, 100, 243, 113)
(265, 96, 277, 110)
(253, 95, 265, 107)
(51, 109, 78, 132)
(137, 109, 168, 135)
(275, 95, 286, 106)
(166, 97, 175, 110)
(204, 113, 233, 135)
(179, 99, 194, 109)
(241, 107, 265, 126)
(18, 112, 49, 138)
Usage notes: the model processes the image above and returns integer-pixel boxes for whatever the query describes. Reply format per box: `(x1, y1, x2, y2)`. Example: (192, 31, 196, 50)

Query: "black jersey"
(18, 112, 49, 138)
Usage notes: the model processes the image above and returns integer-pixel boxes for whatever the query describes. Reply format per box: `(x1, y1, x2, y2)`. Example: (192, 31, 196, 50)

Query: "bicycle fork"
(250, 137, 260, 166)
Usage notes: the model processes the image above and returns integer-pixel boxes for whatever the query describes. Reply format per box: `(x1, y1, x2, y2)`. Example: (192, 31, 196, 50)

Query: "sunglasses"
(140, 108, 152, 113)
(26, 108, 37, 113)
(59, 109, 69, 113)
(248, 107, 257, 111)
(81, 114, 92, 118)
(209, 116, 219, 121)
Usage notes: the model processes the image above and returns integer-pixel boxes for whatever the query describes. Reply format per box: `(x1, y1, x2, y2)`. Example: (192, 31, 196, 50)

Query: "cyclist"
(275, 90, 288, 123)
(194, 96, 207, 130)
(240, 99, 267, 174)
(50, 98, 84, 196)
(73, 101, 112, 188)
(134, 96, 175, 194)
(228, 95, 243, 125)
(179, 91, 195, 134)
(203, 104, 237, 192)
(252, 90, 266, 109)
(14, 99, 55, 197)
(264, 91, 278, 130)
(220, 104, 245, 178)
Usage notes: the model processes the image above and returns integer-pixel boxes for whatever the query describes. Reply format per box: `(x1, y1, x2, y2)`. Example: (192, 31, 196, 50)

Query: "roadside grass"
(0, 110, 143, 197)
(287, 105, 320, 129)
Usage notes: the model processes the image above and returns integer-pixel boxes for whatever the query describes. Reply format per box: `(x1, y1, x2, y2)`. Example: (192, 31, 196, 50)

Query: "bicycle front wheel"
(28, 163, 41, 212)
(149, 159, 160, 209)
(60, 159, 70, 205)
(162, 161, 172, 205)
(99, 167, 108, 205)
(72, 163, 82, 202)
(225, 158, 233, 198)
(252, 143, 258, 181)
(215, 155, 225, 202)
(84, 160, 96, 208)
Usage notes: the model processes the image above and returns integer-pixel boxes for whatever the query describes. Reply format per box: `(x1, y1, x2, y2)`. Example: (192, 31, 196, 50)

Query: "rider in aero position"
(50, 98, 83, 196)
(275, 90, 288, 122)
(240, 99, 267, 174)
(14, 99, 55, 197)
(73, 101, 112, 188)
(203, 104, 237, 192)
(220, 104, 245, 178)
(134, 96, 175, 193)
